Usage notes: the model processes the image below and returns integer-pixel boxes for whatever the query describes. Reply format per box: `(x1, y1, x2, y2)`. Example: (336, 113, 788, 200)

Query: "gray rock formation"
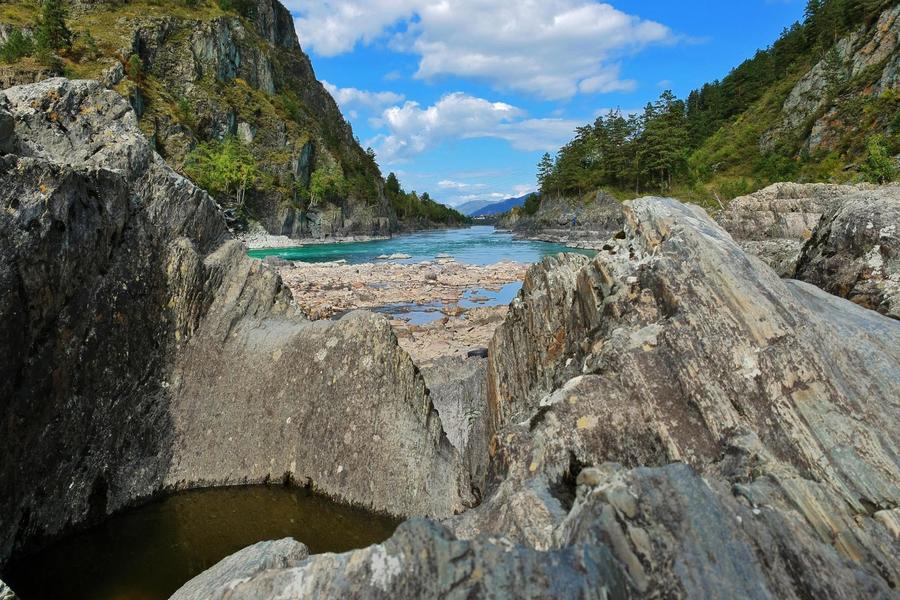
(501, 191, 625, 248)
(486, 253, 590, 430)
(0, 79, 470, 566)
(0, 579, 16, 600)
(170, 538, 309, 600)
(480, 197, 900, 579)
(719, 182, 900, 320)
(420, 357, 492, 502)
(794, 186, 900, 319)
(182, 196, 900, 598)
(199, 520, 629, 600)
(717, 182, 871, 275)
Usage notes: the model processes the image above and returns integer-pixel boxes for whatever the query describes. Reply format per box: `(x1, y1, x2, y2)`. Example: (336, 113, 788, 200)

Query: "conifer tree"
(36, 0, 72, 52)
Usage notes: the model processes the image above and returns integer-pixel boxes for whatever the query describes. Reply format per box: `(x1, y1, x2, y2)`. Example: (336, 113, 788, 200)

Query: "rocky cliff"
(720, 181, 899, 319)
(0, 78, 472, 568)
(761, 3, 899, 156)
(499, 191, 625, 248)
(180, 195, 900, 598)
(0, 0, 395, 239)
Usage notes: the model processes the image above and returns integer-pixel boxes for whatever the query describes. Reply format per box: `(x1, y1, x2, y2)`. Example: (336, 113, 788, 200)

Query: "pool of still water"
(2, 486, 399, 600)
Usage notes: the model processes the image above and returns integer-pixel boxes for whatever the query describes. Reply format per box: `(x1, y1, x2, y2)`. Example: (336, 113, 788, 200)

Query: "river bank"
(275, 258, 528, 363)
(239, 223, 473, 250)
(239, 230, 391, 250)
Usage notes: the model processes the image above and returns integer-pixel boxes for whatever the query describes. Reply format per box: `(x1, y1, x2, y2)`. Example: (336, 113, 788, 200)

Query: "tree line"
(385, 173, 469, 226)
(537, 0, 898, 200)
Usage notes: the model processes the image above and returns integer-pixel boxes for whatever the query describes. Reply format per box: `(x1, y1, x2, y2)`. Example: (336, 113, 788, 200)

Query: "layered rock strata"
(720, 182, 900, 319)
(188, 196, 900, 598)
(0, 79, 470, 567)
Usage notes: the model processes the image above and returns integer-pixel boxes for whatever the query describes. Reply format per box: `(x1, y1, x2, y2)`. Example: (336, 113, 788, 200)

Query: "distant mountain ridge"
(467, 193, 533, 217)
(456, 199, 496, 215)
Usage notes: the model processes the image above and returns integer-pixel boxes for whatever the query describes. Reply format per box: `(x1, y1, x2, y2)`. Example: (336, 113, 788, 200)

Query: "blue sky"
(281, 1, 806, 208)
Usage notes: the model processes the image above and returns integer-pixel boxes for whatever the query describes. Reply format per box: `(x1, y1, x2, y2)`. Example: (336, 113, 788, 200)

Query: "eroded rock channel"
(1, 78, 899, 600)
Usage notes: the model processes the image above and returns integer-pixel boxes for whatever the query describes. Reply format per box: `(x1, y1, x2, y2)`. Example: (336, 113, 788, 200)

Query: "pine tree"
(36, 0, 73, 52)
(385, 172, 402, 198)
(536, 153, 555, 194)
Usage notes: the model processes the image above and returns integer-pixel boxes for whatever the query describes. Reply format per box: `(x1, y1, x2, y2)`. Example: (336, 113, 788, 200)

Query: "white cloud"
(368, 92, 579, 163)
(290, 1, 673, 100)
(322, 81, 405, 115)
(438, 180, 487, 190)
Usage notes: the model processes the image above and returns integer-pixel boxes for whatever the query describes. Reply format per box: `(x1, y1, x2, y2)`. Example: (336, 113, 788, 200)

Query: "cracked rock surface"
(0, 79, 471, 568)
(186, 196, 900, 599)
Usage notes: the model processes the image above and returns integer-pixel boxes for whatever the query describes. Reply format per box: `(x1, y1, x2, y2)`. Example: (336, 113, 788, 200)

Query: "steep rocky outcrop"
(762, 3, 899, 154)
(183, 196, 900, 598)
(500, 191, 625, 248)
(0, 79, 470, 567)
(486, 253, 590, 431)
(719, 182, 900, 319)
(0, 0, 393, 239)
(794, 186, 900, 319)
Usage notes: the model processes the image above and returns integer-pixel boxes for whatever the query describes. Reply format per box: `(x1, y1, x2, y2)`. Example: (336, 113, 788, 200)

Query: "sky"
(280, 0, 807, 208)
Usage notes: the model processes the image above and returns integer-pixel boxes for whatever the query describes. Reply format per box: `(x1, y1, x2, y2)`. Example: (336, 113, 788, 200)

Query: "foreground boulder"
(0, 79, 470, 565)
(193, 196, 900, 598)
(170, 538, 309, 600)
(0, 579, 15, 600)
(794, 186, 900, 319)
(188, 520, 629, 599)
(717, 181, 873, 275)
(719, 182, 900, 319)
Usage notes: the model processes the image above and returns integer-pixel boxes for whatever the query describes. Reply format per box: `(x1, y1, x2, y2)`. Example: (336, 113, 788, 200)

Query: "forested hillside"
(384, 172, 469, 228)
(536, 0, 899, 208)
(0, 0, 462, 237)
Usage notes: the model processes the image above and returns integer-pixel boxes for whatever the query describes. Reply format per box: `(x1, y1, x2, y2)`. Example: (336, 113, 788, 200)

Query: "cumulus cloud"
(289, 1, 673, 100)
(322, 81, 405, 116)
(366, 92, 579, 163)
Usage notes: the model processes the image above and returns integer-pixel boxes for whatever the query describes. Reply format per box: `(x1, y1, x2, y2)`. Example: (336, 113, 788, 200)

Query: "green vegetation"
(536, 0, 898, 210)
(862, 134, 897, 184)
(0, 27, 33, 63)
(217, 0, 257, 18)
(126, 53, 143, 80)
(385, 172, 469, 226)
(522, 193, 540, 216)
(185, 136, 262, 217)
(35, 0, 72, 52)
(309, 163, 348, 207)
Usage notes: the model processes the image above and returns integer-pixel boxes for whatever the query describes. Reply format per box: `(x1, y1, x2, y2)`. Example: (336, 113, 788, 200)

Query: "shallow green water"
(248, 225, 596, 265)
(2, 486, 399, 600)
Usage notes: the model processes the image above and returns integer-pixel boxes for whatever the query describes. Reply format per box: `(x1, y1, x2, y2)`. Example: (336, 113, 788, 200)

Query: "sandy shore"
(275, 258, 528, 363)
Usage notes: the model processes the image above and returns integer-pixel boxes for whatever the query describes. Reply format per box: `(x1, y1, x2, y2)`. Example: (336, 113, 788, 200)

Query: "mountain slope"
(536, 0, 898, 208)
(0, 0, 459, 238)
(457, 199, 496, 215)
